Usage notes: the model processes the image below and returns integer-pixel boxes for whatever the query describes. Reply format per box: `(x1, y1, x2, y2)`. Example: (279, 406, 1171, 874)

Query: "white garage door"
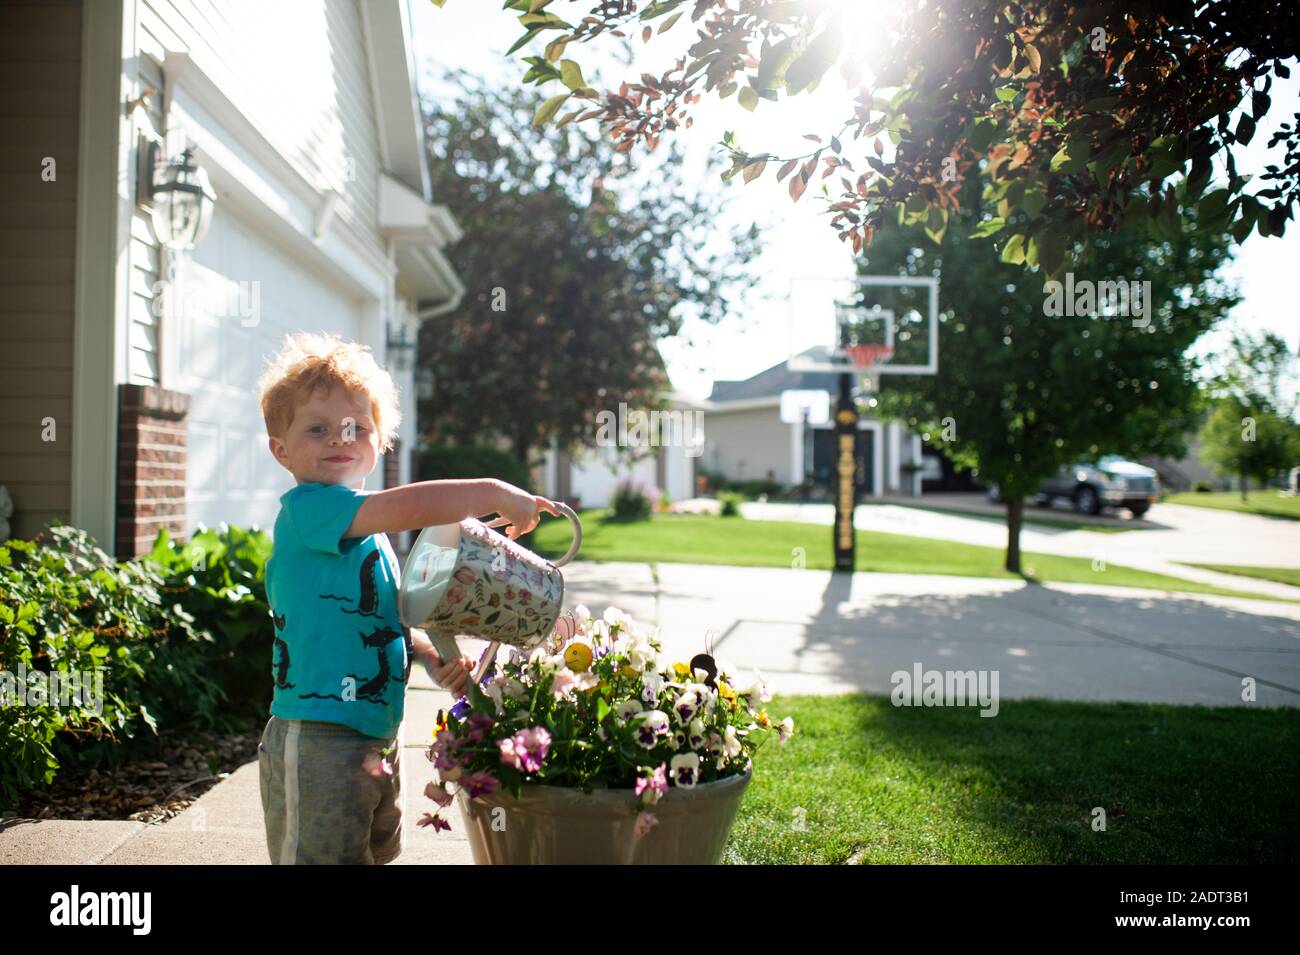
(179, 206, 363, 538)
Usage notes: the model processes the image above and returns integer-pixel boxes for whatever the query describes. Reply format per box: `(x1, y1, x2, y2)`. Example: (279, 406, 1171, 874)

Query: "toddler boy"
(256, 331, 557, 864)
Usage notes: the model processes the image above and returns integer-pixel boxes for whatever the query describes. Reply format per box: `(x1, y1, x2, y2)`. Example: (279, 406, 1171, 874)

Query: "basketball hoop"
(845, 344, 892, 398)
(845, 343, 895, 369)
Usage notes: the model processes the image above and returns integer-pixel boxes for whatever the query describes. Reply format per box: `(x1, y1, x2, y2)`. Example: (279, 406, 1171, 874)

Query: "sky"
(409, 0, 1299, 403)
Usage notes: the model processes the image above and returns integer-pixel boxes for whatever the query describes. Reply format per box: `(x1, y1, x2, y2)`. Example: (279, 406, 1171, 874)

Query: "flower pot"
(455, 770, 752, 864)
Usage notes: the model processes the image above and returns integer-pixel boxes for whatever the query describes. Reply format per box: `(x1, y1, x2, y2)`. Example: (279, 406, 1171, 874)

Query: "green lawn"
(534, 510, 1294, 602)
(1164, 490, 1300, 520)
(874, 500, 1136, 534)
(1184, 563, 1300, 589)
(726, 694, 1299, 863)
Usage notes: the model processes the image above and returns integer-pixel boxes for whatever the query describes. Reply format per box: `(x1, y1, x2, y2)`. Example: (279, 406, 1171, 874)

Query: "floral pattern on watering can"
(424, 520, 564, 647)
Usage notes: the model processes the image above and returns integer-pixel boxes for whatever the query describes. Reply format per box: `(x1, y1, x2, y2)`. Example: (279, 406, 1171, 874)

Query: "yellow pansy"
(564, 642, 594, 672)
(620, 664, 638, 679)
(717, 681, 736, 702)
(755, 709, 771, 728)
(672, 662, 691, 678)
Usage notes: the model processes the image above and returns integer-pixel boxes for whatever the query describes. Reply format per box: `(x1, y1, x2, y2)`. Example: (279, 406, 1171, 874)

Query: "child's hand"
(494, 484, 561, 540)
(423, 649, 474, 698)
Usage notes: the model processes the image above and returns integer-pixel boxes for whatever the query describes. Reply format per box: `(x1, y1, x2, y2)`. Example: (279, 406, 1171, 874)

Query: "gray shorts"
(257, 715, 404, 865)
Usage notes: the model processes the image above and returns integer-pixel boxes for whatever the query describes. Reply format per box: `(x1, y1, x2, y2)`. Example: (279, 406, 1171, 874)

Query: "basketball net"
(846, 344, 892, 397)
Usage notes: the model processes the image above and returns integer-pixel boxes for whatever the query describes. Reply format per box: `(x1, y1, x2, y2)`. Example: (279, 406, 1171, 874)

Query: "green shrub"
(141, 523, 274, 723)
(718, 491, 745, 517)
(1193, 480, 1214, 493)
(0, 523, 226, 809)
(417, 443, 533, 495)
(731, 479, 784, 499)
(610, 479, 654, 521)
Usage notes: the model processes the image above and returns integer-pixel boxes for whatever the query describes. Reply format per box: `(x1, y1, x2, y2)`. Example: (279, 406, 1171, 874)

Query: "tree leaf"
(738, 85, 759, 111)
(532, 92, 571, 129)
(559, 59, 585, 91)
(970, 217, 1007, 237)
(742, 158, 767, 183)
(1024, 43, 1041, 73)
(1000, 234, 1026, 264)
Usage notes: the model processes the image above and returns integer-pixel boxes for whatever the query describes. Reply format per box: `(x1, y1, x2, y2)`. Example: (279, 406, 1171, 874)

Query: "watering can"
(398, 503, 582, 685)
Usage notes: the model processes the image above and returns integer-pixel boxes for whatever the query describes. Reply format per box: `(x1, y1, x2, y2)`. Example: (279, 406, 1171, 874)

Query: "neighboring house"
(702, 350, 927, 498)
(540, 391, 704, 508)
(0, 0, 463, 557)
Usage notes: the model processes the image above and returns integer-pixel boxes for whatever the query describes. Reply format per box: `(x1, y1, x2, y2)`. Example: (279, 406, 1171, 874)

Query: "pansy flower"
(460, 771, 500, 798)
(634, 710, 671, 748)
(669, 752, 700, 788)
(417, 812, 451, 832)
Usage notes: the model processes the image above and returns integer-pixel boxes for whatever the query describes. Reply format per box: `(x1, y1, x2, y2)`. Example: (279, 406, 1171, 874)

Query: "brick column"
(116, 384, 189, 560)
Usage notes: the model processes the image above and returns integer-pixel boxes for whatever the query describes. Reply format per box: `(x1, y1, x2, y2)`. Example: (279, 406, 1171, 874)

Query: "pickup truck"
(988, 456, 1160, 517)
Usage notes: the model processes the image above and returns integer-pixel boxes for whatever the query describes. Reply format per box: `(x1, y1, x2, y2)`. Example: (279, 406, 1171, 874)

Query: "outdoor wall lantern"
(145, 143, 216, 250)
(386, 322, 416, 374)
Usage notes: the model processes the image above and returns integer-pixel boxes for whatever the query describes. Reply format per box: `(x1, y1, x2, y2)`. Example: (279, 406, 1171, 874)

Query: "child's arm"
(344, 478, 559, 541)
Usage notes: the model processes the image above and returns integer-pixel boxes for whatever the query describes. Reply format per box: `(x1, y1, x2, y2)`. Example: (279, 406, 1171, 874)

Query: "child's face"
(268, 385, 379, 487)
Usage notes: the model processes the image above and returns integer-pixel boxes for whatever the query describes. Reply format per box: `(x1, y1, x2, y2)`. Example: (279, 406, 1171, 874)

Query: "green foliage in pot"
(419, 605, 794, 836)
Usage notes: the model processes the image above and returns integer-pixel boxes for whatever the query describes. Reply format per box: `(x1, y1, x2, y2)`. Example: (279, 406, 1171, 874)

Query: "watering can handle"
(550, 502, 583, 566)
(484, 501, 582, 566)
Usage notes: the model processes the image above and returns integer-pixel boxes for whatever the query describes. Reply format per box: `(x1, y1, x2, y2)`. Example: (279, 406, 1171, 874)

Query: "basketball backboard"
(787, 275, 939, 388)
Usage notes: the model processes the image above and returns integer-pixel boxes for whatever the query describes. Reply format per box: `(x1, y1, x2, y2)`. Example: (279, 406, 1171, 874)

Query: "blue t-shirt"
(265, 481, 410, 741)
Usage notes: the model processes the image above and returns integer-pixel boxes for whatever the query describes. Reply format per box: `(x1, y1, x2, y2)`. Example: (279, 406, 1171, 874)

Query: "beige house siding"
(0, 0, 82, 540)
(701, 405, 796, 485)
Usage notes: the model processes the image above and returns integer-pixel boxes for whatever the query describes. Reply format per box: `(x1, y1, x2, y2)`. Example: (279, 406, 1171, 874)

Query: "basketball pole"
(833, 370, 857, 573)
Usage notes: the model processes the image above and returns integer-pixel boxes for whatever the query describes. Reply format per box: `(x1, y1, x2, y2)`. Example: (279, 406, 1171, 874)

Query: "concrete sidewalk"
(6, 559, 1299, 864)
(1, 671, 472, 865)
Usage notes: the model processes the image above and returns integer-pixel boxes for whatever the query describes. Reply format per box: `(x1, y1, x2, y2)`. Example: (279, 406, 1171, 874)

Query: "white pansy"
(484, 681, 505, 716)
(640, 671, 664, 704)
(628, 638, 656, 671)
(669, 752, 700, 788)
(688, 718, 707, 750)
(779, 717, 795, 743)
(744, 669, 772, 704)
(615, 700, 644, 722)
(573, 604, 591, 627)
(673, 690, 699, 725)
(633, 710, 671, 749)
(707, 732, 723, 754)
(722, 724, 743, 759)
(603, 606, 632, 631)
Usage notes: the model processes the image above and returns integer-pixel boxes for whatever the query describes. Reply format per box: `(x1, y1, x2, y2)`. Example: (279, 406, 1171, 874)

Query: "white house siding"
(136, 0, 381, 254)
(126, 0, 395, 539)
(180, 203, 362, 534)
(127, 53, 165, 385)
(700, 405, 796, 485)
(0, 0, 82, 541)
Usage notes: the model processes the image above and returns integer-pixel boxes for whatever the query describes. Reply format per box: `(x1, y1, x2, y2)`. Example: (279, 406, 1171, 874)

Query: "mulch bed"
(8, 722, 262, 824)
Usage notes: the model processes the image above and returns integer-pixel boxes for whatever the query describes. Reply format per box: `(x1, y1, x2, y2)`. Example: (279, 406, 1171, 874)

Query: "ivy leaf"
(968, 117, 998, 152)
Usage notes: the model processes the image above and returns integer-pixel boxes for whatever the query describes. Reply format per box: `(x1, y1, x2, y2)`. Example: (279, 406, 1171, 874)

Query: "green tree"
(857, 178, 1237, 572)
(1199, 397, 1300, 499)
(462, 0, 1298, 270)
(419, 71, 760, 465)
